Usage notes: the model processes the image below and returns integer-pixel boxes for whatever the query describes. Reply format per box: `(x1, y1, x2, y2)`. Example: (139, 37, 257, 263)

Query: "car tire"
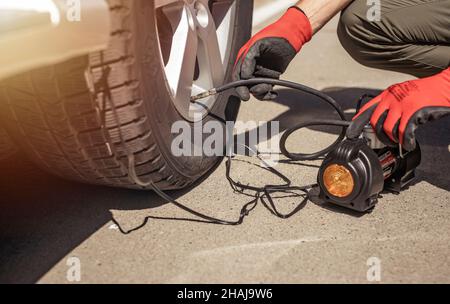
(0, 0, 253, 190)
(0, 128, 17, 161)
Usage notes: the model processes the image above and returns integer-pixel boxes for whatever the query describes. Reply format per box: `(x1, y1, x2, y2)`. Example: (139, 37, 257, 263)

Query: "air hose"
(191, 78, 351, 161)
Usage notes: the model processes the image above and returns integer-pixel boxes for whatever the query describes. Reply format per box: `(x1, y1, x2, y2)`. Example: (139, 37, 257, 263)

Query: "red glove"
(233, 7, 312, 101)
(347, 68, 450, 150)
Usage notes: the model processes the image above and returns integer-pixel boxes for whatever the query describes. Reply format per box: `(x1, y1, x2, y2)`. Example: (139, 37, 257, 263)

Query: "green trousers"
(338, 0, 450, 78)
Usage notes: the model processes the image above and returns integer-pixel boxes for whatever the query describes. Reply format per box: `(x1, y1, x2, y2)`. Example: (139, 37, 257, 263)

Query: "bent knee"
(337, 0, 449, 77)
(337, 1, 386, 69)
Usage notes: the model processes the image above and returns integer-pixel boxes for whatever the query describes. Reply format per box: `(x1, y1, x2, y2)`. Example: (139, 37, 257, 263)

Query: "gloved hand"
(347, 68, 450, 151)
(233, 7, 312, 101)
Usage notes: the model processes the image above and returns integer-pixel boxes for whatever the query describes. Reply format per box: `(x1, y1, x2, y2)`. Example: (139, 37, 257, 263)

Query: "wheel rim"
(155, 0, 237, 121)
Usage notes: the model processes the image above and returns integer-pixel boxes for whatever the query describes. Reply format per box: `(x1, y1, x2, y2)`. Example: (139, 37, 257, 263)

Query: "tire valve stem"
(190, 88, 218, 102)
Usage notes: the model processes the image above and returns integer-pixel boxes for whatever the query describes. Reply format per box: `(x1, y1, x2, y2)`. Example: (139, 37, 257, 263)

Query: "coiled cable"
(101, 74, 353, 233)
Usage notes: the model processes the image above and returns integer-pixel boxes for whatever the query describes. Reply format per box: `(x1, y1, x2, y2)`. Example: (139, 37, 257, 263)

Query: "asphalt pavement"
(0, 1, 449, 283)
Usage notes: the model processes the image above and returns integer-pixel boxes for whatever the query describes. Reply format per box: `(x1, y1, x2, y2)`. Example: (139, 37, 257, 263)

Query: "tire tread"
(0, 0, 182, 189)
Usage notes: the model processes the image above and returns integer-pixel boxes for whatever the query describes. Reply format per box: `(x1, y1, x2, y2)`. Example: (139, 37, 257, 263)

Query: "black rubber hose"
(280, 119, 350, 160)
(212, 78, 351, 161)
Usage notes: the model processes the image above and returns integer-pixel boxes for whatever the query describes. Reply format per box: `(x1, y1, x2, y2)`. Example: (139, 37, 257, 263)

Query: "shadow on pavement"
(0, 150, 215, 283)
(0, 86, 448, 283)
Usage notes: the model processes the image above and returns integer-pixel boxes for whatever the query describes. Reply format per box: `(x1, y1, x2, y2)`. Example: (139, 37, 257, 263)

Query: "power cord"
(98, 74, 353, 234)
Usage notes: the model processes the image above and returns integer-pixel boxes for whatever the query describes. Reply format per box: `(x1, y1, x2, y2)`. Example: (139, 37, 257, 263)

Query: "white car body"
(0, 0, 110, 80)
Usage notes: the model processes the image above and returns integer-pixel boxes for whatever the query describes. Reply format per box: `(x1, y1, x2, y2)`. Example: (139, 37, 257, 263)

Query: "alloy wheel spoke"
(155, 0, 236, 119)
(154, 0, 181, 9)
(164, 5, 199, 115)
(196, 2, 225, 89)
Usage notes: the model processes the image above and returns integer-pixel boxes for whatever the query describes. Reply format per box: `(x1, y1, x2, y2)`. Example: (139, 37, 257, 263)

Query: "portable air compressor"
(190, 78, 423, 215)
(317, 125, 422, 212)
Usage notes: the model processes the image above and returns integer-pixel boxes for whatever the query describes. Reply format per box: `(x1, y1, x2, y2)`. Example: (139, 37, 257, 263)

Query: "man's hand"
(233, 7, 312, 101)
(347, 68, 450, 151)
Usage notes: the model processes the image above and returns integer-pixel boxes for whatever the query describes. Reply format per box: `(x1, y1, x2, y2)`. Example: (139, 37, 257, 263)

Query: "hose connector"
(190, 88, 218, 102)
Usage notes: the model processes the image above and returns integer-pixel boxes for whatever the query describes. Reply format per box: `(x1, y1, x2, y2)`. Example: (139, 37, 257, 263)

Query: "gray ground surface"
(0, 2, 449, 283)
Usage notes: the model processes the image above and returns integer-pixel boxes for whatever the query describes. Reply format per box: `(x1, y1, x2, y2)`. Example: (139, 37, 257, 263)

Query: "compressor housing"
(317, 138, 421, 212)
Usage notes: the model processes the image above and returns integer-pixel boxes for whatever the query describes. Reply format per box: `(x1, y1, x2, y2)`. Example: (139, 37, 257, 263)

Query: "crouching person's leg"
(337, 0, 450, 78)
